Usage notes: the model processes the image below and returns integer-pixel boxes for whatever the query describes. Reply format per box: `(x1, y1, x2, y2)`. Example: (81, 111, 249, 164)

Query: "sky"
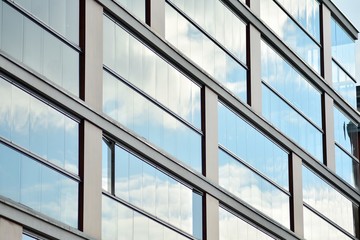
(331, 0, 360, 82)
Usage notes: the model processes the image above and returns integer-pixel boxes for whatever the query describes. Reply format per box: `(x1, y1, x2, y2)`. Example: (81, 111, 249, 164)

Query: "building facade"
(0, 0, 359, 239)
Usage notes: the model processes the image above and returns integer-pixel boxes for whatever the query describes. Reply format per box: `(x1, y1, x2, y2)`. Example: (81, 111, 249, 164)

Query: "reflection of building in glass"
(0, 0, 359, 239)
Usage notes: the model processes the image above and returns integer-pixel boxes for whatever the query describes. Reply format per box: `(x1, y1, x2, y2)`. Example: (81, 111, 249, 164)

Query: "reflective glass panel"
(276, 0, 320, 41)
(102, 194, 191, 240)
(22, 234, 41, 240)
(304, 207, 352, 240)
(335, 146, 359, 190)
(14, 0, 79, 44)
(103, 16, 201, 129)
(114, 0, 145, 22)
(0, 143, 78, 227)
(262, 84, 323, 162)
(168, 0, 247, 63)
(332, 18, 356, 77)
(165, 4, 247, 101)
(218, 102, 289, 190)
(303, 165, 358, 236)
(0, 77, 79, 174)
(102, 143, 203, 238)
(0, 2, 79, 96)
(260, 0, 320, 73)
(332, 61, 356, 108)
(261, 41, 322, 127)
(103, 71, 202, 172)
(333, 106, 358, 157)
(219, 149, 290, 228)
(219, 207, 275, 240)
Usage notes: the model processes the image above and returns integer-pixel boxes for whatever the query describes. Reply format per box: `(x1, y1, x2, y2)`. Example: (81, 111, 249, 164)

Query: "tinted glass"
(0, 77, 79, 174)
(304, 207, 353, 240)
(261, 41, 322, 127)
(103, 16, 201, 129)
(332, 18, 356, 77)
(102, 195, 191, 240)
(165, 4, 247, 101)
(103, 71, 202, 172)
(219, 207, 275, 240)
(335, 146, 359, 189)
(262, 85, 323, 162)
(260, 0, 320, 73)
(334, 106, 358, 157)
(218, 102, 289, 190)
(22, 234, 40, 240)
(114, 0, 145, 22)
(219, 149, 290, 228)
(0, 143, 78, 227)
(276, 0, 320, 41)
(14, 0, 79, 44)
(102, 144, 203, 238)
(303, 166, 358, 236)
(0, 2, 79, 96)
(332, 61, 356, 108)
(168, 0, 247, 63)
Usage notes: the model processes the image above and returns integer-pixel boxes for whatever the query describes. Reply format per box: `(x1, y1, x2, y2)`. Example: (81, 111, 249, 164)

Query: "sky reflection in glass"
(0, 77, 79, 174)
(165, 4, 247, 101)
(219, 207, 275, 240)
(335, 146, 359, 190)
(0, 143, 78, 227)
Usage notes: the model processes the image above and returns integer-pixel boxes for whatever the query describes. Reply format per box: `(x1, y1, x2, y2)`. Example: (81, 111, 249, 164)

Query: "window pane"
(303, 165, 358, 236)
(219, 207, 275, 240)
(219, 149, 290, 228)
(335, 146, 359, 190)
(114, 0, 146, 22)
(332, 61, 356, 108)
(165, 3, 247, 101)
(218, 102, 289, 190)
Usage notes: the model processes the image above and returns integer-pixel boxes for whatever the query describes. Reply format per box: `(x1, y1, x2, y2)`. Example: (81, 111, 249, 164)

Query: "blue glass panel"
(335, 146, 359, 190)
(219, 207, 275, 240)
(260, 0, 320, 73)
(303, 165, 357, 236)
(219, 149, 290, 228)
(103, 16, 201, 129)
(261, 41, 322, 127)
(218, 102, 289, 190)
(332, 18, 356, 77)
(333, 106, 358, 157)
(262, 85, 323, 162)
(103, 71, 202, 172)
(332, 61, 356, 108)
(165, 4, 247, 101)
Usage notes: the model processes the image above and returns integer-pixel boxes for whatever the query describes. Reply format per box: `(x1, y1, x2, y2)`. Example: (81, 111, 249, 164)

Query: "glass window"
(335, 146, 359, 190)
(102, 195, 191, 240)
(0, 2, 79, 96)
(333, 106, 358, 157)
(219, 207, 275, 240)
(332, 18, 356, 77)
(103, 16, 201, 129)
(218, 102, 289, 190)
(276, 0, 320, 41)
(114, 0, 146, 22)
(0, 77, 79, 175)
(332, 61, 356, 108)
(262, 84, 323, 162)
(303, 165, 359, 236)
(168, 0, 247, 64)
(102, 141, 203, 239)
(261, 41, 322, 127)
(13, 0, 79, 44)
(103, 71, 202, 172)
(260, 0, 321, 73)
(0, 143, 78, 228)
(165, 3, 247, 101)
(304, 207, 352, 240)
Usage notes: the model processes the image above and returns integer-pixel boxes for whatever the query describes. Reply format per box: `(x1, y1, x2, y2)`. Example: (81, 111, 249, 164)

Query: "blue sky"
(331, 0, 360, 82)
